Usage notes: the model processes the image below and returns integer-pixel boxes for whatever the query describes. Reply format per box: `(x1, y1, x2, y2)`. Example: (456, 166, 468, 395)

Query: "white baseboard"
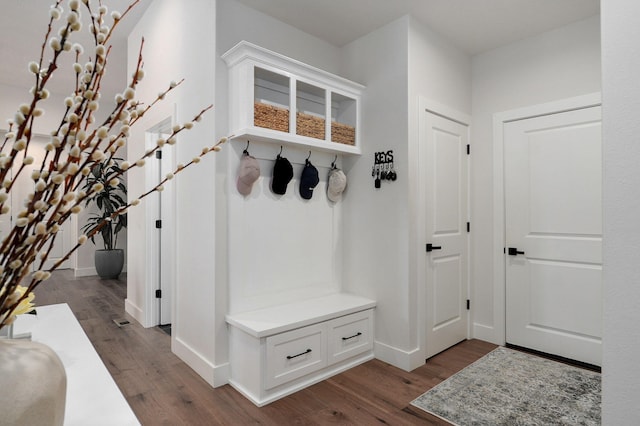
(473, 322, 503, 345)
(172, 336, 229, 388)
(374, 340, 423, 371)
(124, 298, 145, 326)
(74, 264, 127, 278)
(74, 267, 97, 277)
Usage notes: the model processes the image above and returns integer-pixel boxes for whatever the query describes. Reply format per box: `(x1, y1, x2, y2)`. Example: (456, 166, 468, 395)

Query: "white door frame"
(143, 115, 177, 328)
(418, 97, 471, 362)
(492, 92, 602, 345)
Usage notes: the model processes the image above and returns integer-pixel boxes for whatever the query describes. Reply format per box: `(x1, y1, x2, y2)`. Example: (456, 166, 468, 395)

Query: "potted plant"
(81, 159, 128, 279)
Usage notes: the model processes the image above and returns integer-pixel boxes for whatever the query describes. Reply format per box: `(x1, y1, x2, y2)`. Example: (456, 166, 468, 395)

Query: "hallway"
(34, 271, 496, 425)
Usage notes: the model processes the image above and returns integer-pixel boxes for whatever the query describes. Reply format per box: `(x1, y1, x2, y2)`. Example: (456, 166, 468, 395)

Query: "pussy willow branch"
(0, 0, 221, 327)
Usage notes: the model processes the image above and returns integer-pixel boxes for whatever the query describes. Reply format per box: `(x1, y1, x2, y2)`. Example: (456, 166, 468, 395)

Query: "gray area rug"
(411, 346, 600, 425)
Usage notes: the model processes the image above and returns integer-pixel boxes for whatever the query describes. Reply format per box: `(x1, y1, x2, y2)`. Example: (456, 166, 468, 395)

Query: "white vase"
(0, 338, 66, 426)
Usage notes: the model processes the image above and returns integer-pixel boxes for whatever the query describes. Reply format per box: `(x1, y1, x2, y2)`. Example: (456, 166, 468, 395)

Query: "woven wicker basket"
(296, 112, 325, 140)
(331, 122, 355, 145)
(254, 102, 289, 132)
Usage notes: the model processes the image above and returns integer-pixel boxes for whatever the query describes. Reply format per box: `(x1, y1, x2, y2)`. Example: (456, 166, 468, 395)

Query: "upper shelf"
(222, 41, 365, 155)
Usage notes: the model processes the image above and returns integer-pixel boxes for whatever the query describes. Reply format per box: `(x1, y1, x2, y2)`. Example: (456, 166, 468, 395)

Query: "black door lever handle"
(426, 243, 442, 252)
(508, 247, 525, 256)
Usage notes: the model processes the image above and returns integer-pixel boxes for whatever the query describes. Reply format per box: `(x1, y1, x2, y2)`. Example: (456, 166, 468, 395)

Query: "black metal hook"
(243, 141, 250, 155)
(331, 154, 337, 169)
(278, 145, 283, 158)
(305, 151, 312, 165)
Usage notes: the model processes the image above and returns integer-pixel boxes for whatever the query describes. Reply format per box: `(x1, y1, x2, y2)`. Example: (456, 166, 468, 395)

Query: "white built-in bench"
(226, 293, 376, 406)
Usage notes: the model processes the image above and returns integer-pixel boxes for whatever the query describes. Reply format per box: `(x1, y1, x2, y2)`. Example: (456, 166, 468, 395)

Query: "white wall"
(340, 17, 411, 369)
(216, 0, 469, 376)
(601, 2, 640, 423)
(407, 16, 471, 365)
(126, 0, 607, 391)
(216, 0, 340, 75)
(408, 18, 471, 116)
(126, 0, 345, 387)
(216, 0, 345, 317)
(127, 0, 220, 385)
(470, 16, 601, 343)
(340, 15, 471, 371)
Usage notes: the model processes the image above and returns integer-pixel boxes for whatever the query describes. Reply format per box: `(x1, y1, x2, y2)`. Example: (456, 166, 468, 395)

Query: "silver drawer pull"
(286, 348, 312, 360)
(342, 332, 362, 341)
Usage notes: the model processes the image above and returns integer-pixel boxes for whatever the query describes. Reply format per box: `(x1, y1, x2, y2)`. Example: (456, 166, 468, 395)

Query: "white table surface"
(13, 303, 140, 426)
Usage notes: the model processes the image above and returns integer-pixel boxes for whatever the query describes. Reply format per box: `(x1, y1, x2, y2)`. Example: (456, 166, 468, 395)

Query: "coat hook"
(243, 140, 250, 155)
(306, 151, 312, 160)
(331, 154, 337, 169)
(278, 145, 283, 157)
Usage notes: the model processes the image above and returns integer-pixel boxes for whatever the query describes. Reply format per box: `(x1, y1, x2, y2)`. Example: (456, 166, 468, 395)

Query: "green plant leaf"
(81, 158, 128, 249)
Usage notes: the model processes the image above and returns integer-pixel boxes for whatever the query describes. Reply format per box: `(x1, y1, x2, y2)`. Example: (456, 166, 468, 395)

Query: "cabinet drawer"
(328, 310, 373, 364)
(265, 323, 327, 389)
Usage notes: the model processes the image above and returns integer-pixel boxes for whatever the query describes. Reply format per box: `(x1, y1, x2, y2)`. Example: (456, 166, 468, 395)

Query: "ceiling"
(235, 0, 600, 53)
(0, 0, 599, 95)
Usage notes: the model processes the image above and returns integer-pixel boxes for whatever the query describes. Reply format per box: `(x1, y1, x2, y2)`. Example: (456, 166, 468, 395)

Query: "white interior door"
(504, 106, 602, 366)
(424, 111, 469, 359)
(146, 119, 173, 326)
(158, 140, 173, 326)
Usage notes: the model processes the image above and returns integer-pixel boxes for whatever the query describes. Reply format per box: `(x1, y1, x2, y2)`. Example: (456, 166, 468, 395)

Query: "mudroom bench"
(226, 293, 376, 406)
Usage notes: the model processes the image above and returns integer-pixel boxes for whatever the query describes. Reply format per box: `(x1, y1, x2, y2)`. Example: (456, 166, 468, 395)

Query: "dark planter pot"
(95, 249, 124, 279)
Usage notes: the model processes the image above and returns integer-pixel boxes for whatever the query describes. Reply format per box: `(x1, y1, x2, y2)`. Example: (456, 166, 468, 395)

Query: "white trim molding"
(374, 340, 423, 372)
(173, 336, 230, 388)
(124, 298, 146, 327)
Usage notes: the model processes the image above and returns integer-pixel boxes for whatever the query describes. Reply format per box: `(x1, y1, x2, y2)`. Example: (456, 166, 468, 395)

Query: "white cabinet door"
(265, 323, 327, 389)
(327, 310, 373, 364)
(504, 106, 602, 366)
(423, 112, 469, 358)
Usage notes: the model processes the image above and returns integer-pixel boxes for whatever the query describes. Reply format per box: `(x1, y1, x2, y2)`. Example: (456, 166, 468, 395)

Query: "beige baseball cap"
(237, 154, 260, 196)
(327, 169, 347, 202)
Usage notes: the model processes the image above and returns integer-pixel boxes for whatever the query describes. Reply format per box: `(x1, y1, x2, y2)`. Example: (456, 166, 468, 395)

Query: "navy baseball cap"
(299, 161, 319, 200)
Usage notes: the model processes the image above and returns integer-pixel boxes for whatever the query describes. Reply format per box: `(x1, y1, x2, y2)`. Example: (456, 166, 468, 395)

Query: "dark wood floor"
(34, 270, 497, 425)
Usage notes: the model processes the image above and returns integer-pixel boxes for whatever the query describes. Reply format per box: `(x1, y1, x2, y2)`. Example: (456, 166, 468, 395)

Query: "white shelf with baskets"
(222, 41, 364, 155)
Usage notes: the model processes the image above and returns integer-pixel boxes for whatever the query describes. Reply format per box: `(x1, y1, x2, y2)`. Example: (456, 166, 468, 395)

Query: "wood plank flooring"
(33, 270, 497, 425)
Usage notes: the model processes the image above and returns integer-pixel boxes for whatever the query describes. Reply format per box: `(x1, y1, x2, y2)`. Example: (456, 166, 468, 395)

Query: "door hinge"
(155, 220, 162, 229)
(466, 299, 470, 310)
(155, 289, 162, 298)
(467, 144, 470, 155)
(155, 150, 162, 159)
(467, 222, 470, 233)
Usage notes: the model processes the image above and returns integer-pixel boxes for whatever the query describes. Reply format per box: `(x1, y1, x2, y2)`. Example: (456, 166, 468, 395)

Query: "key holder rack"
(371, 150, 397, 188)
